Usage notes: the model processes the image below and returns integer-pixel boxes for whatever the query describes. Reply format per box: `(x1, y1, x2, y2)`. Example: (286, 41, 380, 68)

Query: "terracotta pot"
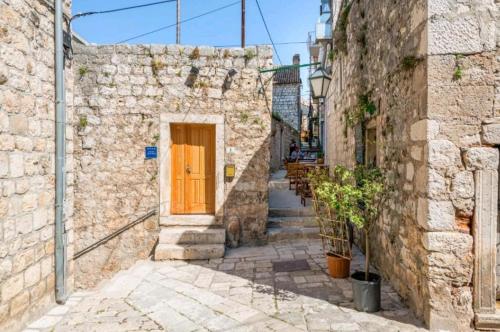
(326, 253, 350, 278)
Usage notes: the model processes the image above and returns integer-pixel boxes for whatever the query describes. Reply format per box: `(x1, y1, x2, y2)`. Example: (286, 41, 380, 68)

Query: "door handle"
(186, 165, 191, 174)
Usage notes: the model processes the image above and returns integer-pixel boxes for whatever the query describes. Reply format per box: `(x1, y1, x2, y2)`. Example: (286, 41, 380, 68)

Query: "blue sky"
(72, 0, 319, 96)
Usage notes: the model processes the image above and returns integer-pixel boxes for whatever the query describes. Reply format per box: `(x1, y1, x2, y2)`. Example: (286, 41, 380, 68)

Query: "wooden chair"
(287, 163, 301, 190)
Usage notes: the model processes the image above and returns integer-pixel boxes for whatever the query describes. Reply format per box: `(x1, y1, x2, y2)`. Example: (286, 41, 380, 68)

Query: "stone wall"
(325, 0, 498, 330)
(73, 44, 273, 286)
(273, 84, 301, 131)
(270, 118, 298, 172)
(0, 0, 74, 331)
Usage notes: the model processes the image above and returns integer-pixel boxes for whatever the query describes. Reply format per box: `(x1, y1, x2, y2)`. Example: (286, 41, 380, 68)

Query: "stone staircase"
(267, 171, 320, 242)
(155, 215, 225, 260)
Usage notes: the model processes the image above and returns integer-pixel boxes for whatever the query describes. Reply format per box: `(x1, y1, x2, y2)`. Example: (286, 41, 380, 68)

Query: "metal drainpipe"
(54, 0, 67, 304)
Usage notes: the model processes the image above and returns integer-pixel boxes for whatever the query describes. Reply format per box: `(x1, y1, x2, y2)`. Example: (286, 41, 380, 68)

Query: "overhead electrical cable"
(215, 41, 308, 47)
(71, 0, 177, 21)
(254, 0, 282, 65)
(116, 1, 241, 44)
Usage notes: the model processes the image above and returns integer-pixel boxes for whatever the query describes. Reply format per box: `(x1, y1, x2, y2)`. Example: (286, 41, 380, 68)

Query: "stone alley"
(24, 240, 424, 332)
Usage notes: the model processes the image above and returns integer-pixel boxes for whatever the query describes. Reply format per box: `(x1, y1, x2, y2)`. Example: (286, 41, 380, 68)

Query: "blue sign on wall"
(145, 146, 158, 159)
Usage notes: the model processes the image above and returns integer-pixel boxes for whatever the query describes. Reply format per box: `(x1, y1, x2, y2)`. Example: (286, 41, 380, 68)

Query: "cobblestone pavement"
(24, 240, 427, 332)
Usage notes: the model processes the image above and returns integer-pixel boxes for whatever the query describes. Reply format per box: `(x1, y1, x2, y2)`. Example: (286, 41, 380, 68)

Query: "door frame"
(159, 113, 225, 219)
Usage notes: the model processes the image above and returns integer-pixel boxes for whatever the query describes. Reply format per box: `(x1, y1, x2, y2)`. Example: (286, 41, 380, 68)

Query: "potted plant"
(309, 167, 355, 278)
(349, 165, 388, 312)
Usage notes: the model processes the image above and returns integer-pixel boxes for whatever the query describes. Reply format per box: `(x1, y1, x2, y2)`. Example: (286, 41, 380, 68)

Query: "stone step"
(160, 215, 222, 227)
(268, 179, 289, 190)
(267, 226, 320, 242)
(158, 227, 225, 245)
(268, 216, 317, 228)
(268, 207, 314, 218)
(154, 244, 225, 260)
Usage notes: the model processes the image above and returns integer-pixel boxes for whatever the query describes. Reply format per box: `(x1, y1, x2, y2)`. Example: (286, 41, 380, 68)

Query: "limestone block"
(428, 4, 496, 55)
(16, 214, 32, 235)
(422, 231, 473, 253)
(406, 162, 414, 181)
(1, 273, 23, 302)
(410, 146, 422, 161)
(0, 152, 8, 177)
(9, 114, 28, 135)
(428, 139, 462, 171)
(450, 171, 474, 213)
(473, 169, 498, 314)
(428, 168, 447, 198)
(417, 198, 456, 231)
(0, 109, 8, 132)
(9, 290, 29, 316)
(464, 147, 499, 170)
(410, 119, 439, 141)
(24, 262, 40, 287)
(482, 119, 500, 145)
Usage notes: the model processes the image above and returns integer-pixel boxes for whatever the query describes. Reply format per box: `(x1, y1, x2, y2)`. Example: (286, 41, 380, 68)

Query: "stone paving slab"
(24, 239, 427, 332)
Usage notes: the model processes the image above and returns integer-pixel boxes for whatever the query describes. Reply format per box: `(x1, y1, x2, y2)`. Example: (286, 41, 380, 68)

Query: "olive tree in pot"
(309, 167, 355, 278)
(350, 166, 389, 312)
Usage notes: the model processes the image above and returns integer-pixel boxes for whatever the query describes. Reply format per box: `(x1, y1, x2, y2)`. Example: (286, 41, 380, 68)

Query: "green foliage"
(401, 56, 420, 70)
(453, 54, 464, 81)
(151, 134, 160, 145)
(310, 165, 389, 279)
(244, 49, 256, 61)
(333, 3, 352, 54)
(328, 49, 335, 62)
(359, 94, 376, 116)
(453, 66, 463, 81)
(78, 116, 88, 129)
(78, 66, 88, 78)
(239, 112, 249, 123)
(344, 94, 377, 129)
(271, 111, 282, 121)
(189, 47, 200, 60)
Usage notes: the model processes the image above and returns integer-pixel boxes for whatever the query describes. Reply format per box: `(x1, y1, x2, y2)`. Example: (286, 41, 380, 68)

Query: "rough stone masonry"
(325, 0, 498, 330)
(0, 1, 75, 331)
(72, 44, 273, 288)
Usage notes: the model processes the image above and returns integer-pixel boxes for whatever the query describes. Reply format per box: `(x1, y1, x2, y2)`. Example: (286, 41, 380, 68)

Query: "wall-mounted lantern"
(309, 67, 331, 99)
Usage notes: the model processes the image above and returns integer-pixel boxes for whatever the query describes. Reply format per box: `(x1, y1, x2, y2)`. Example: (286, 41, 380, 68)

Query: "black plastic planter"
(351, 271, 381, 312)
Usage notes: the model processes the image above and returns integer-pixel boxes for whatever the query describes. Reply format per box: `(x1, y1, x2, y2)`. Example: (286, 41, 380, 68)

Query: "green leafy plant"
(453, 54, 464, 81)
(239, 112, 249, 123)
(271, 111, 282, 121)
(151, 134, 160, 145)
(352, 165, 389, 281)
(401, 56, 420, 70)
(78, 66, 88, 78)
(453, 66, 463, 80)
(333, 3, 352, 54)
(345, 94, 377, 129)
(244, 49, 256, 62)
(78, 116, 88, 129)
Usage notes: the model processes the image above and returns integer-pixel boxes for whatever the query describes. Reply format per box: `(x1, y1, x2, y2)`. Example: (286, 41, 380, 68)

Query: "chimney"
(293, 54, 300, 65)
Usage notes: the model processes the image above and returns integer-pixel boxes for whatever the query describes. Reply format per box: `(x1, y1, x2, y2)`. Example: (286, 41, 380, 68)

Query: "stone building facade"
(270, 117, 298, 171)
(272, 54, 302, 132)
(73, 44, 273, 284)
(0, 0, 75, 331)
(325, 0, 498, 330)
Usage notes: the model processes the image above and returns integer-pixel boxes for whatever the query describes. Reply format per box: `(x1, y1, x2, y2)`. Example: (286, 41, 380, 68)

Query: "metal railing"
(73, 209, 157, 260)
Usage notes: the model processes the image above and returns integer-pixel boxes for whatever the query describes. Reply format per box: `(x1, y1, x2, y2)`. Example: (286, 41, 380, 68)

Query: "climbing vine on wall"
(333, 3, 352, 54)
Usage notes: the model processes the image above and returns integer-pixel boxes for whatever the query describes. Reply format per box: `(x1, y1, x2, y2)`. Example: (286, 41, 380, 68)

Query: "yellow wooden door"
(171, 124, 215, 214)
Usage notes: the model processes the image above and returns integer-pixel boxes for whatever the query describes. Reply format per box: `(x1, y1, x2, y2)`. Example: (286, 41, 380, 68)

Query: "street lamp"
(309, 67, 331, 99)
